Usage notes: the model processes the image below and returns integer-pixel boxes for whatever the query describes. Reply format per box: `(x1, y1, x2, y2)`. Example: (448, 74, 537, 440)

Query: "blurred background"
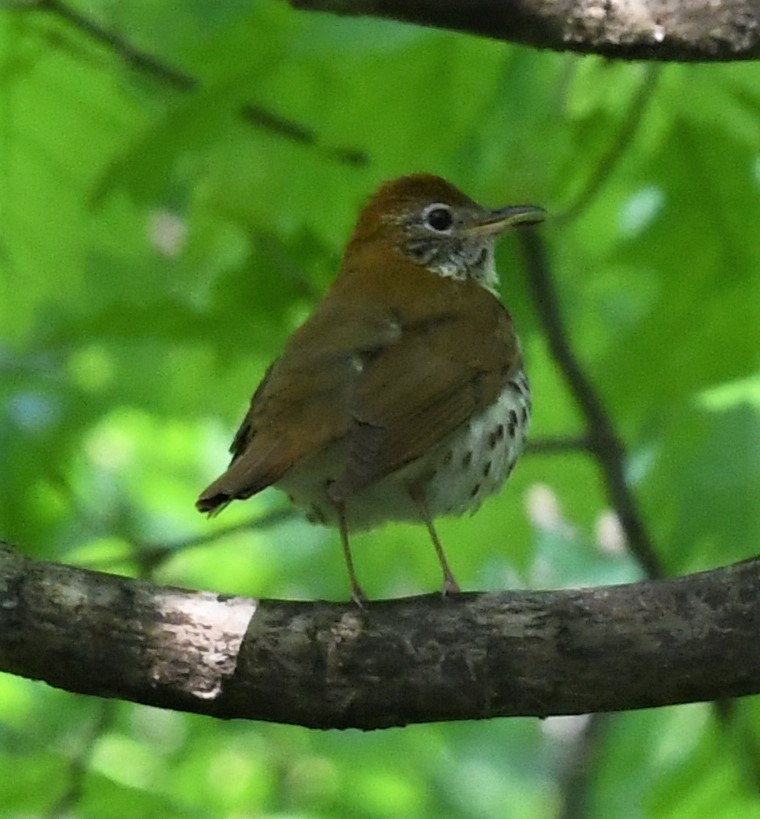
(1, 1, 759, 816)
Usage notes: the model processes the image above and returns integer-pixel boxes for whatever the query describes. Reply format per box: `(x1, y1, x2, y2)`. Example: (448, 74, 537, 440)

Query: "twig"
(140, 436, 593, 571)
(525, 435, 591, 455)
(558, 65, 660, 225)
(65, 509, 297, 574)
(45, 701, 116, 817)
(17, 0, 368, 167)
(39, 0, 194, 87)
(134, 508, 297, 575)
(556, 713, 610, 819)
(524, 68, 706, 812)
(519, 230, 663, 579)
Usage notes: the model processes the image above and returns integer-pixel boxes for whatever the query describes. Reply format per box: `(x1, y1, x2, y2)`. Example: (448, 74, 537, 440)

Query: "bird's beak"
(469, 205, 546, 237)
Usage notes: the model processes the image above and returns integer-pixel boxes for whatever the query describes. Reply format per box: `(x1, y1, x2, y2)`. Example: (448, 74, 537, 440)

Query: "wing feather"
(330, 286, 520, 500)
(196, 300, 403, 513)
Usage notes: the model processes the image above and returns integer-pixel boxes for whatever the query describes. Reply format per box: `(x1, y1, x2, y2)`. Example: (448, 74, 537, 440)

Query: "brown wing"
(197, 253, 520, 514)
(195, 299, 403, 513)
(329, 281, 520, 501)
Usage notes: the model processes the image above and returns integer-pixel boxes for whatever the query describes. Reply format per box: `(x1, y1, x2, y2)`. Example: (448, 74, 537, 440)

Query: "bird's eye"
(423, 204, 453, 233)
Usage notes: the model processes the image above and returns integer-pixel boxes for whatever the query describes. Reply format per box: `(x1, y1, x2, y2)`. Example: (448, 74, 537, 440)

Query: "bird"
(197, 173, 545, 603)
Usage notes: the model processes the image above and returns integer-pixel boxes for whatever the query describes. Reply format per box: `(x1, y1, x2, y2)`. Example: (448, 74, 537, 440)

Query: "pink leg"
(334, 499, 368, 606)
(409, 484, 461, 596)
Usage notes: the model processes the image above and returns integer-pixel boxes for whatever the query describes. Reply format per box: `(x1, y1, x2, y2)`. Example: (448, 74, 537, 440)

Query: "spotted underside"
(279, 369, 531, 530)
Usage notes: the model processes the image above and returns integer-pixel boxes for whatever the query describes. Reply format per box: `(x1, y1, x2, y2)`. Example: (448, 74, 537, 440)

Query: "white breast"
(423, 369, 531, 517)
(279, 370, 531, 530)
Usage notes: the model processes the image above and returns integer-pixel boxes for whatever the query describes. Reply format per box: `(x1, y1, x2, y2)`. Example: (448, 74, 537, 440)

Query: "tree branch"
(525, 435, 592, 455)
(46, 701, 116, 817)
(288, 0, 760, 61)
(13, 0, 368, 167)
(519, 231, 664, 579)
(558, 65, 660, 225)
(2, 541, 759, 729)
(131, 509, 297, 575)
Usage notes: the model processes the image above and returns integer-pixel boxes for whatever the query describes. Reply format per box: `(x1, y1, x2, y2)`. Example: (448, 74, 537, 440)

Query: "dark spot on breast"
(521, 405, 529, 424)
(488, 430, 498, 449)
(496, 424, 505, 441)
(462, 451, 473, 468)
(511, 376, 530, 398)
(470, 483, 481, 498)
(483, 461, 492, 477)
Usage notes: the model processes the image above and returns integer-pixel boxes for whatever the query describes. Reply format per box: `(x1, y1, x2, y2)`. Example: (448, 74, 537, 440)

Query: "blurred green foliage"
(1, 1, 759, 817)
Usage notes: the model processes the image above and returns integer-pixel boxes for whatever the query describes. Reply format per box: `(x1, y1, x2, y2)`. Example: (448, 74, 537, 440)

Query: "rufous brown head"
(341, 173, 544, 294)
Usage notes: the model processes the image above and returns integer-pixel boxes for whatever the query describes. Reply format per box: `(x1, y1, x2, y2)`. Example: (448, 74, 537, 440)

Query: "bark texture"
(288, 0, 760, 61)
(1, 542, 759, 729)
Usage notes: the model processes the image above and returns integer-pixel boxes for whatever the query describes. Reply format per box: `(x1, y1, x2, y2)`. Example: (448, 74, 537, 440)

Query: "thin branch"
(133, 508, 297, 574)
(556, 713, 610, 819)
(39, 0, 194, 88)
(45, 702, 116, 817)
(78, 436, 599, 575)
(287, 0, 760, 62)
(519, 230, 663, 579)
(558, 65, 660, 225)
(2, 541, 759, 728)
(13, 0, 368, 167)
(61, 508, 298, 575)
(525, 435, 592, 455)
(134, 436, 597, 572)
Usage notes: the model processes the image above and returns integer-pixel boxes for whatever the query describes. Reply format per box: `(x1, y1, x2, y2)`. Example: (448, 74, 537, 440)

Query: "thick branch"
(2, 541, 759, 729)
(288, 0, 760, 61)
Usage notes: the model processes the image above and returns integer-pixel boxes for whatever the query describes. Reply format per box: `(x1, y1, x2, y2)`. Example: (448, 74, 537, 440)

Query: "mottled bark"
(1, 541, 759, 729)
(288, 0, 760, 61)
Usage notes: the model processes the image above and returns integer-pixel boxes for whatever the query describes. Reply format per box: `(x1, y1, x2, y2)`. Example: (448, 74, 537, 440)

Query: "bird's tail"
(196, 437, 291, 514)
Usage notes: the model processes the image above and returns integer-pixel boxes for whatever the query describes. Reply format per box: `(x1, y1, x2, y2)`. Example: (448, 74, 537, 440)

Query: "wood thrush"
(197, 174, 545, 602)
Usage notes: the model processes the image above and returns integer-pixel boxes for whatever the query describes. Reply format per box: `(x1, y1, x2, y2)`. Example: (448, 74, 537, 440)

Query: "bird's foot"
(350, 583, 369, 609)
(441, 574, 461, 598)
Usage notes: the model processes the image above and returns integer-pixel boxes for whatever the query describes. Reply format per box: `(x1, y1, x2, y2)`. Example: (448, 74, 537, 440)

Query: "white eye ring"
(422, 203, 454, 234)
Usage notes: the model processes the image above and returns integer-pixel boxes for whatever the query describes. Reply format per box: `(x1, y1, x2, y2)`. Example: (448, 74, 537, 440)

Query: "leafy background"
(1, 1, 759, 817)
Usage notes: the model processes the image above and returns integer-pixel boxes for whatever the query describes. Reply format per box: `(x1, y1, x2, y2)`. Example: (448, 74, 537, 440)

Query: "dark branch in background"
(558, 65, 660, 225)
(519, 201, 664, 814)
(15, 0, 368, 167)
(288, 0, 760, 61)
(132, 509, 296, 575)
(556, 712, 611, 819)
(525, 435, 592, 455)
(2, 542, 760, 729)
(519, 230, 663, 579)
(45, 702, 116, 818)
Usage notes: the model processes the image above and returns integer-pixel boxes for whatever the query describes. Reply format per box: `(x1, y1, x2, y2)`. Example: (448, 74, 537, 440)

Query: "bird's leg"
(408, 484, 461, 597)
(333, 497, 368, 607)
